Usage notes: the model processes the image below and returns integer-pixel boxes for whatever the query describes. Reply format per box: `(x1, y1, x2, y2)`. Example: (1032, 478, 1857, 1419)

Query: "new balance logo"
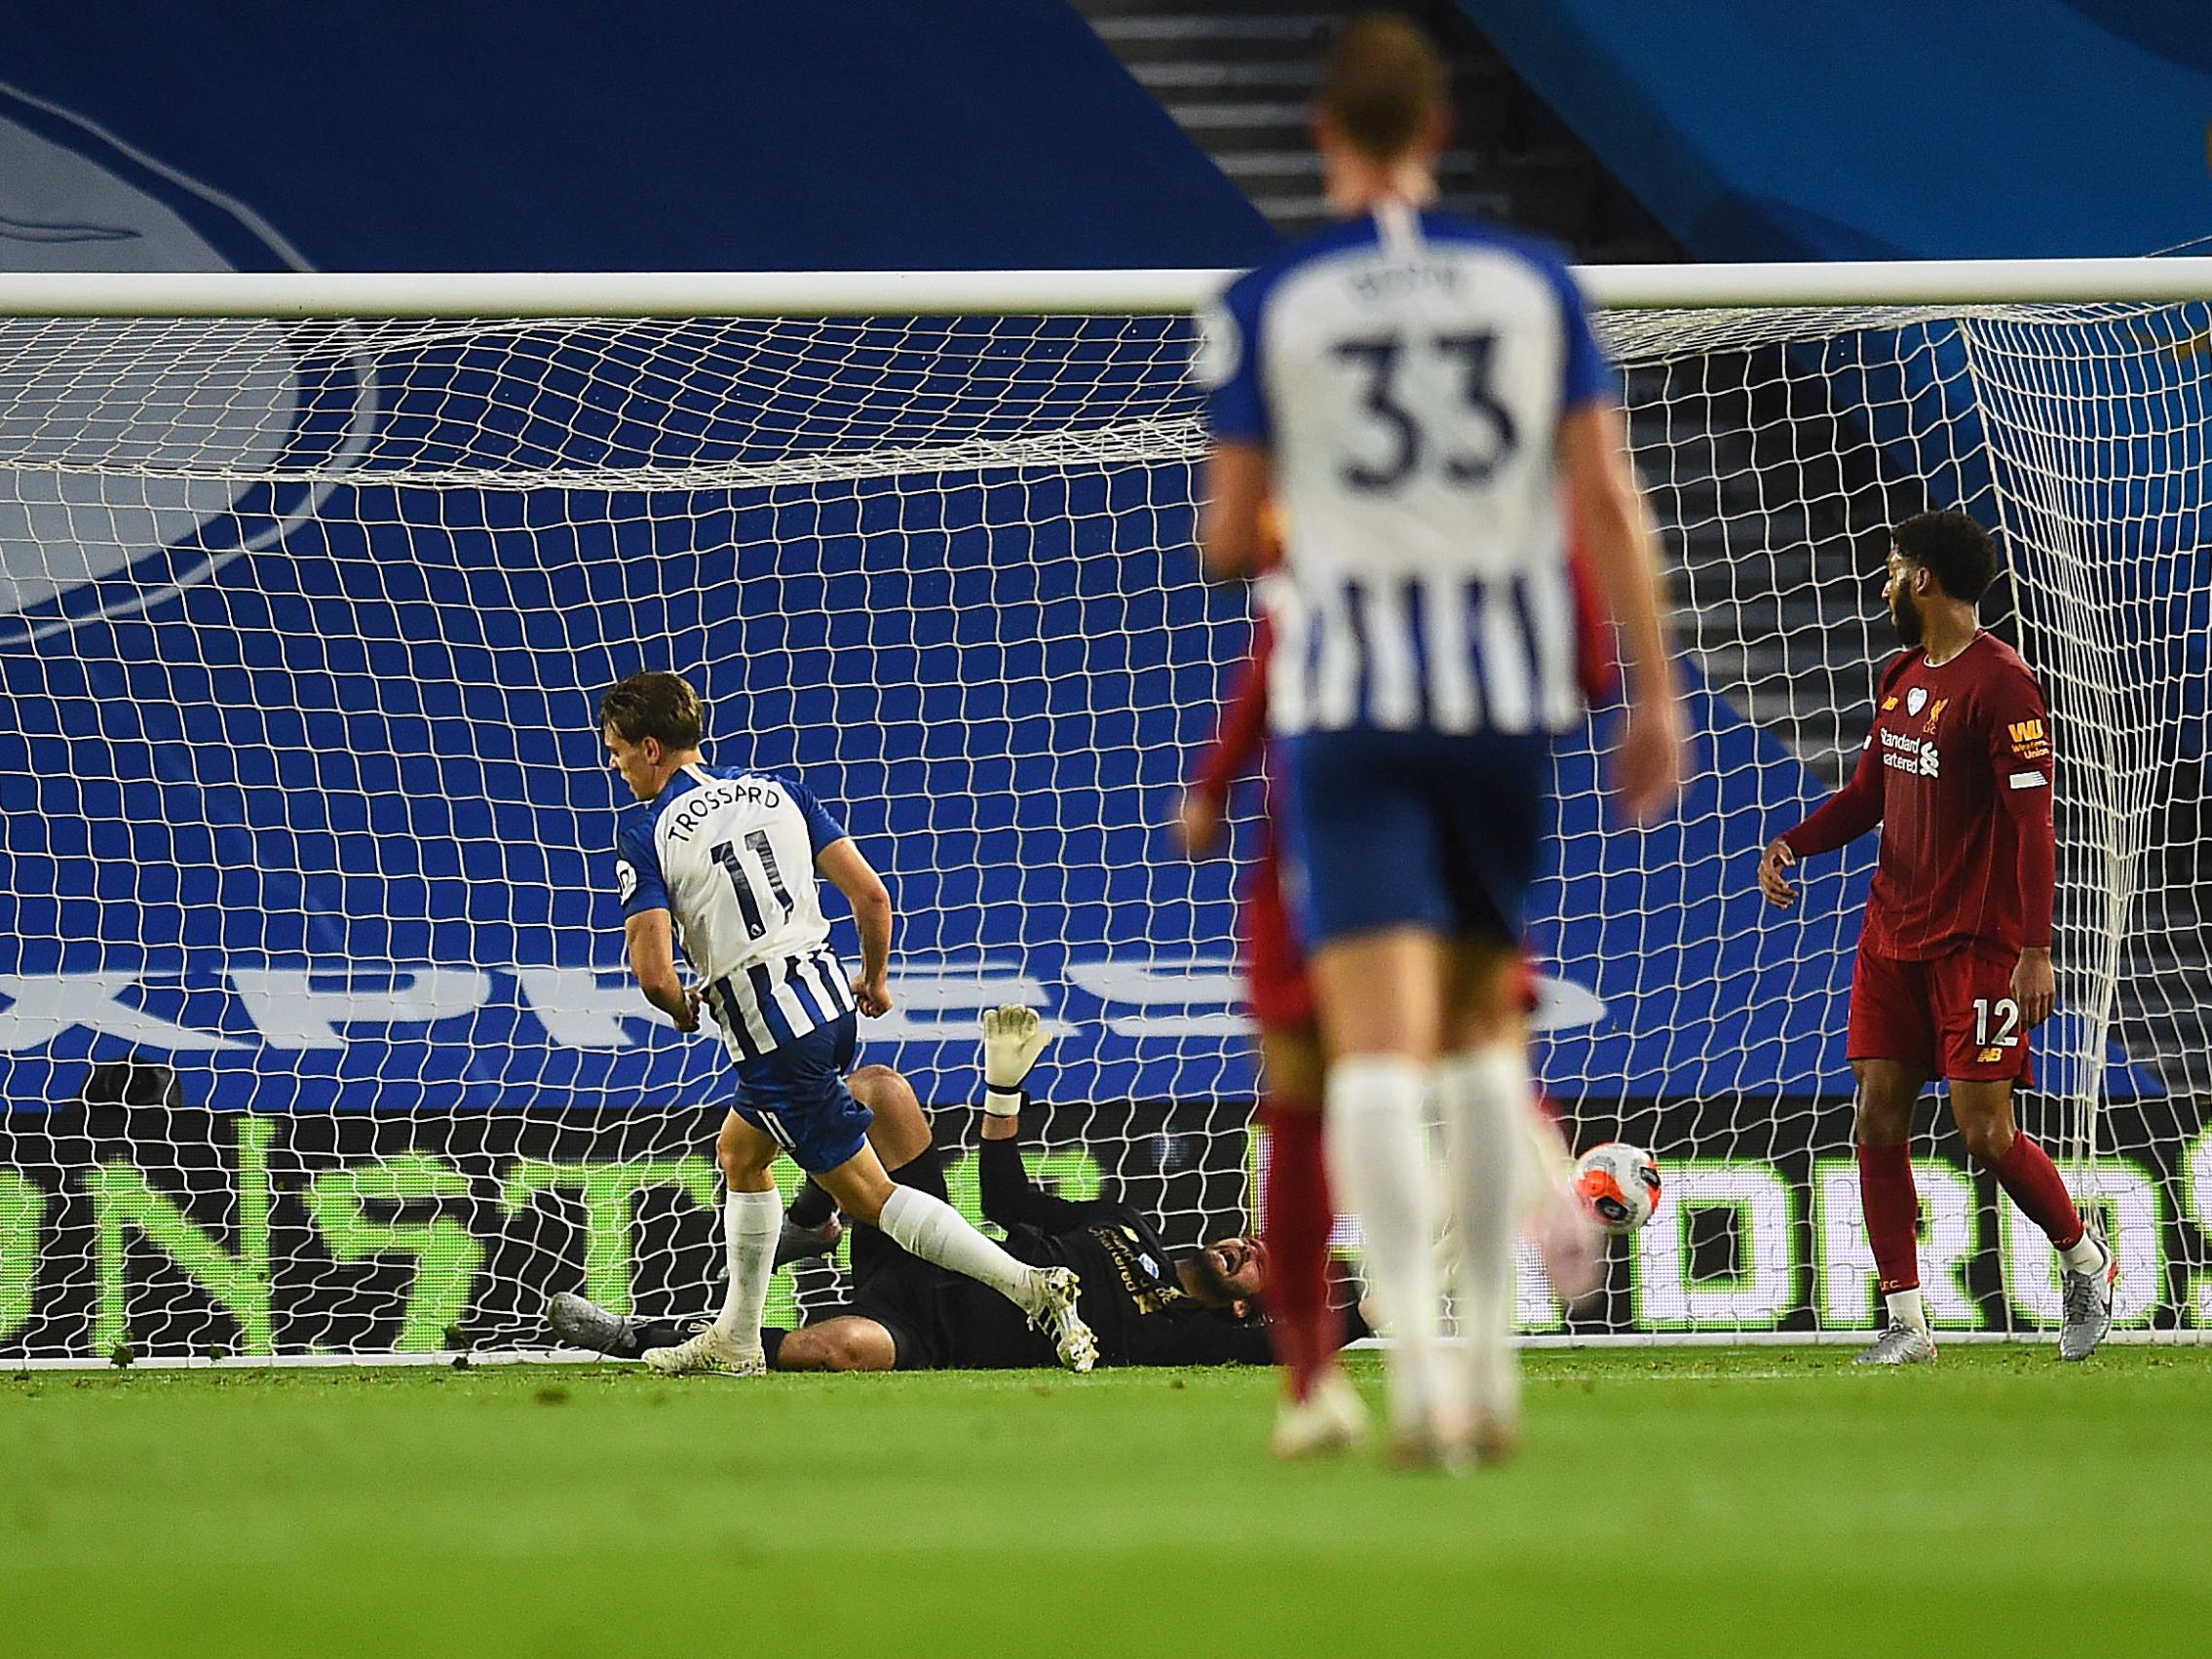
(1977, 1047, 2006, 1064)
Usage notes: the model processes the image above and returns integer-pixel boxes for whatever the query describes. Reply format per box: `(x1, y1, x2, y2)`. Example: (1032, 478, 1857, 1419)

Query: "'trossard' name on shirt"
(664, 780, 783, 843)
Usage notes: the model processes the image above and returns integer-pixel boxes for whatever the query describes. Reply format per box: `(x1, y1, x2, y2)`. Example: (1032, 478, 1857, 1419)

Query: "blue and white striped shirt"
(615, 763, 856, 1063)
(1195, 205, 1613, 737)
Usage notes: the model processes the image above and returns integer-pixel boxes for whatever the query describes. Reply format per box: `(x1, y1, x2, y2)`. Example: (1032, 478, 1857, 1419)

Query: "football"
(1574, 1142, 1662, 1235)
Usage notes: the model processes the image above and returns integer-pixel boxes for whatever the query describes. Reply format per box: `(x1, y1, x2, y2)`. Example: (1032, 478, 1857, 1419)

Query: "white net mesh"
(0, 292, 2206, 1359)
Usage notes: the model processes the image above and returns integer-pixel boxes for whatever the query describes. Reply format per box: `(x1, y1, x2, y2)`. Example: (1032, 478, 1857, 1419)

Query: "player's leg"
(813, 1142, 1096, 1372)
(1424, 728, 1559, 1462)
(839, 1062, 951, 1289)
(1844, 943, 1939, 1364)
(779, 1061, 943, 1253)
(848, 1062, 937, 1177)
(1852, 1059, 1932, 1361)
(1289, 728, 1453, 1463)
(644, 1109, 784, 1375)
(1948, 1077, 2111, 1358)
(1518, 1079, 1602, 1310)
(1310, 925, 1449, 1460)
(1257, 1016, 1371, 1458)
(1936, 946, 2112, 1357)
(1435, 936, 1532, 1464)
(1257, 1020, 1333, 1400)
(1241, 849, 1342, 1414)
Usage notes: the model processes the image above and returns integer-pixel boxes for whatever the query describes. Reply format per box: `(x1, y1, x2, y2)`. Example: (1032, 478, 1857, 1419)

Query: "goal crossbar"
(5, 256, 2212, 318)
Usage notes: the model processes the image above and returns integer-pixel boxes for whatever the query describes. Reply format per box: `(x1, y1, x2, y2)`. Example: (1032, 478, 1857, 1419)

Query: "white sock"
(1885, 1288, 1929, 1335)
(879, 1184, 1042, 1313)
(1326, 1054, 1442, 1427)
(1436, 1045, 1525, 1423)
(2058, 1231, 2105, 1274)
(710, 1187, 782, 1350)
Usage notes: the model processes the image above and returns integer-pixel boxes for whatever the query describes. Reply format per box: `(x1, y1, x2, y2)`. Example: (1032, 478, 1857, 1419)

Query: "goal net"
(0, 269, 2206, 1361)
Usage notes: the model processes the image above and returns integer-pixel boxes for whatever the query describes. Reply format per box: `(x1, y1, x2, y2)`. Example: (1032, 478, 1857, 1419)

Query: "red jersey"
(1782, 632, 2055, 960)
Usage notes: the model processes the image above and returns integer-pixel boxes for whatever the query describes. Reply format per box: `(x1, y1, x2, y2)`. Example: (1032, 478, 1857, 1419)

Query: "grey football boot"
(547, 1291, 647, 1359)
(2058, 1228, 2117, 1362)
(1853, 1323, 1938, 1366)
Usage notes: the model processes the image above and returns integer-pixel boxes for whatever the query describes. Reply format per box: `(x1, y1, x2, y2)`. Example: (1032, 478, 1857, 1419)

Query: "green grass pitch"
(3, 1347, 2206, 1656)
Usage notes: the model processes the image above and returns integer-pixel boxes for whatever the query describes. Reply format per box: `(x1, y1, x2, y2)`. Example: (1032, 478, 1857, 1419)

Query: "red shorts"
(1239, 841, 1544, 1035)
(1241, 843, 1316, 1032)
(1847, 942, 2033, 1085)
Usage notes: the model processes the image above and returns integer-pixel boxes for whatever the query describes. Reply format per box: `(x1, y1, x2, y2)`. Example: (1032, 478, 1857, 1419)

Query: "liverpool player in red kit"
(1757, 510, 2115, 1363)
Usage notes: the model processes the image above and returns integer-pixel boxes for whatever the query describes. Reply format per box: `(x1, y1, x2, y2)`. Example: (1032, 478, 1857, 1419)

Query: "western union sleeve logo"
(2008, 717, 2050, 759)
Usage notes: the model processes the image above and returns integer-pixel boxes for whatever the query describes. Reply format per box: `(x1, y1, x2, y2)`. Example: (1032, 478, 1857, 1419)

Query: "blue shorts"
(730, 1012, 870, 1176)
(1281, 727, 1553, 949)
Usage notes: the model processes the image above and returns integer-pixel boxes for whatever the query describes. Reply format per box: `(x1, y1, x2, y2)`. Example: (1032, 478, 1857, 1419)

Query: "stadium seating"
(1453, 0, 2212, 261)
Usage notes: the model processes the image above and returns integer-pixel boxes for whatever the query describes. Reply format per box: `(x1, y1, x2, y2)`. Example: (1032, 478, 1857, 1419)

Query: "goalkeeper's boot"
(547, 1292, 647, 1360)
(1028, 1267, 1097, 1373)
(2058, 1227, 2117, 1362)
(1852, 1323, 1937, 1366)
(774, 1216, 843, 1269)
(1269, 1370, 1370, 1461)
(643, 1323, 767, 1378)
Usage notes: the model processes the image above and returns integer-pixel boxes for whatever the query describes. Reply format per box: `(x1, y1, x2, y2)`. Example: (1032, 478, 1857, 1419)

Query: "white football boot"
(643, 1323, 766, 1377)
(1270, 1371, 1371, 1461)
(1029, 1266, 1098, 1373)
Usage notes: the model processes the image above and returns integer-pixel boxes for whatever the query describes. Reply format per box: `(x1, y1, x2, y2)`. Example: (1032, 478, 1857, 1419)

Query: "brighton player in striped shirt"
(1758, 511, 2116, 1363)
(596, 672, 1095, 1375)
(1194, 16, 1683, 1465)
(1176, 584, 1606, 1457)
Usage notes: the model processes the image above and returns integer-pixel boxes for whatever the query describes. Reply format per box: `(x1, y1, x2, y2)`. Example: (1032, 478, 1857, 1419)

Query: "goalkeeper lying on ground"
(550, 1008, 1353, 1370)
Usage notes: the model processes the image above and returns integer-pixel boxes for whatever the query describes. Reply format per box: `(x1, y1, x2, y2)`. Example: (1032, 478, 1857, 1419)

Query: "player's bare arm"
(1171, 786, 1227, 857)
(1998, 696, 2058, 1029)
(1199, 442, 1270, 581)
(1560, 400, 1685, 823)
(1761, 710, 1885, 907)
(2013, 947, 2055, 1028)
(818, 835, 894, 1016)
(623, 904, 698, 1031)
(1173, 616, 1270, 858)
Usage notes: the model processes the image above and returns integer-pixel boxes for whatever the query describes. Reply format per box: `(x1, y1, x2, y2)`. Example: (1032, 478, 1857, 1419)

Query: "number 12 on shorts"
(1973, 996, 2021, 1048)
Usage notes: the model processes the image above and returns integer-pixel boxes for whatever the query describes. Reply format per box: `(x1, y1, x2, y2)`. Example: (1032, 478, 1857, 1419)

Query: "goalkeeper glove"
(981, 1004, 1049, 1117)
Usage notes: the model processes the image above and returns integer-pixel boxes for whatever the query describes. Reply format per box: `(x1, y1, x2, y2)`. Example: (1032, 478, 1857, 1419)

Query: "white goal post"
(2, 257, 2209, 1365)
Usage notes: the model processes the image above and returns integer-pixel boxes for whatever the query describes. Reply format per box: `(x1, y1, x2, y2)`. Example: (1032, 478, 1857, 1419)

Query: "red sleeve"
(1566, 537, 1618, 706)
(1190, 620, 1272, 805)
(1781, 654, 1909, 858)
(1986, 668, 2056, 948)
(1781, 732, 1885, 858)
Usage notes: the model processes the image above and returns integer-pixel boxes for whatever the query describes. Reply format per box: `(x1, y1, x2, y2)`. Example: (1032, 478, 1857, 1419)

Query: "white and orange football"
(1573, 1142, 1662, 1236)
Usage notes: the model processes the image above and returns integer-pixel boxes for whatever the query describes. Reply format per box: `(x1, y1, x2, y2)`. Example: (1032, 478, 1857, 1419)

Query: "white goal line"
(10, 1329, 2206, 1371)
(3, 257, 2212, 319)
